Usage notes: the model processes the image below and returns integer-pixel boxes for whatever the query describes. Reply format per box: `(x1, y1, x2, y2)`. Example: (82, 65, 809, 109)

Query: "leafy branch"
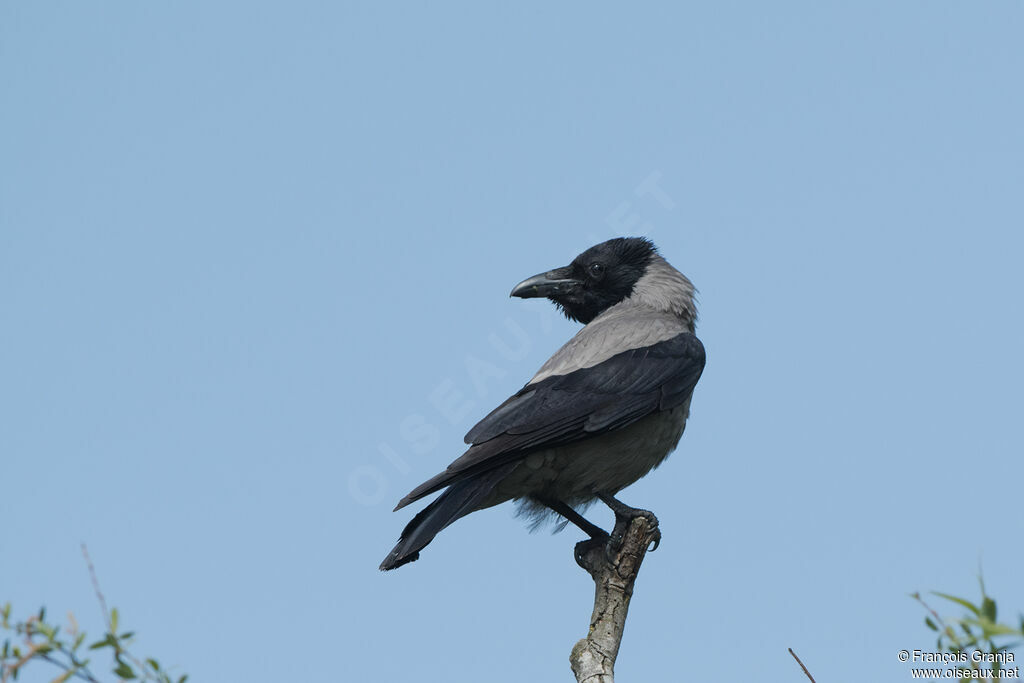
(1, 546, 186, 683)
(912, 575, 1023, 682)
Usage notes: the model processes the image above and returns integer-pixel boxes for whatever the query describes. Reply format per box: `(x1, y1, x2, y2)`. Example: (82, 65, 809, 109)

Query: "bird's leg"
(534, 497, 609, 539)
(595, 492, 662, 552)
(533, 497, 612, 569)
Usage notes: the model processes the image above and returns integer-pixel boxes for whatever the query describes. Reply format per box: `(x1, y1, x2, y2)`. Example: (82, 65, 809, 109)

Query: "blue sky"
(2, 2, 1022, 681)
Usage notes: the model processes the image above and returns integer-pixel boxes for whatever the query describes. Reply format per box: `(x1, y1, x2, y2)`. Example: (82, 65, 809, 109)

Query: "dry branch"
(569, 510, 660, 683)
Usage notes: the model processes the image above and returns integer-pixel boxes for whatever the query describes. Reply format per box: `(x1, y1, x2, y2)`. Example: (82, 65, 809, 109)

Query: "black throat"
(553, 237, 656, 323)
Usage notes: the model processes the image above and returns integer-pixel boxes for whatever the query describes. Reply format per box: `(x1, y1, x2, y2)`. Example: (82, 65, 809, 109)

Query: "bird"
(380, 237, 705, 571)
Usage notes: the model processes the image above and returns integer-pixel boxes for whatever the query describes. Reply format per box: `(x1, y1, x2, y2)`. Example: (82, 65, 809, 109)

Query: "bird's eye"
(588, 262, 605, 278)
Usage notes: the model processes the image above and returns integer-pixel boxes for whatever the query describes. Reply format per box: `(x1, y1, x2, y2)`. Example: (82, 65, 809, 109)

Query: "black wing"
(394, 332, 705, 510)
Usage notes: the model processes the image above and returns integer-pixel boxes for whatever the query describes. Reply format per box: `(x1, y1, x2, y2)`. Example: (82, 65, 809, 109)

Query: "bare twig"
(789, 647, 817, 683)
(79, 545, 159, 680)
(80, 544, 111, 632)
(910, 592, 946, 628)
(569, 511, 660, 683)
(38, 652, 102, 683)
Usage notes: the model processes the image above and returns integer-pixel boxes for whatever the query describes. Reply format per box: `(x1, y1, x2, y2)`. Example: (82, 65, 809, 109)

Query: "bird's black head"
(510, 237, 657, 323)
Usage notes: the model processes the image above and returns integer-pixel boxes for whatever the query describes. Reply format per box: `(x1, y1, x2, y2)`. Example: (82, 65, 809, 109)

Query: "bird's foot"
(574, 531, 611, 571)
(596, 492, 662, 553)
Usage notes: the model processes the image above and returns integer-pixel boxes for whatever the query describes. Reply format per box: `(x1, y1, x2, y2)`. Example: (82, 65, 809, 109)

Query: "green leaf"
(177, 675, 188, 683)
(73, 632, 86, 651)
(114, 663, 137, 679)
(934, 592, 982, 617)
(961, 619, 1019, 637)
(89, 634, 117, 650)
(982, 597, 997, 623)
(110, 608, 119, 633)
(147, 658, 160, 671)
(925, 617, 938, 631)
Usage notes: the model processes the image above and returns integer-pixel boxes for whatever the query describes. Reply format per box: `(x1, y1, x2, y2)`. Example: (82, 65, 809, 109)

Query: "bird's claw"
(629, 508, 661, 547)
(604, 532, 624, 564)
(574, 534, 610, 570)
(596, 492, 662, 553)
(647, 526, 662, 552)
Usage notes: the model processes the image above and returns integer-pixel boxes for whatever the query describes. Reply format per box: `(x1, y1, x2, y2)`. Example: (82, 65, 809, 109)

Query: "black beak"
(510, 266, 579, 299)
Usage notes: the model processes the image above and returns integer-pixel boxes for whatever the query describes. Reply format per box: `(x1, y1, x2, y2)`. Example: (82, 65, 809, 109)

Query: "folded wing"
(394, 332, 705, 511)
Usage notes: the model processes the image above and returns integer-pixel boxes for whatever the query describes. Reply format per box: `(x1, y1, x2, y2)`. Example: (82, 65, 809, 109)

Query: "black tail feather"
(379, 463, 517, 571)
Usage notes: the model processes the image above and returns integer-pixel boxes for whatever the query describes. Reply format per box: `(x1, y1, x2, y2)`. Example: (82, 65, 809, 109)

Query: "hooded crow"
(380, 237, 705, 571)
